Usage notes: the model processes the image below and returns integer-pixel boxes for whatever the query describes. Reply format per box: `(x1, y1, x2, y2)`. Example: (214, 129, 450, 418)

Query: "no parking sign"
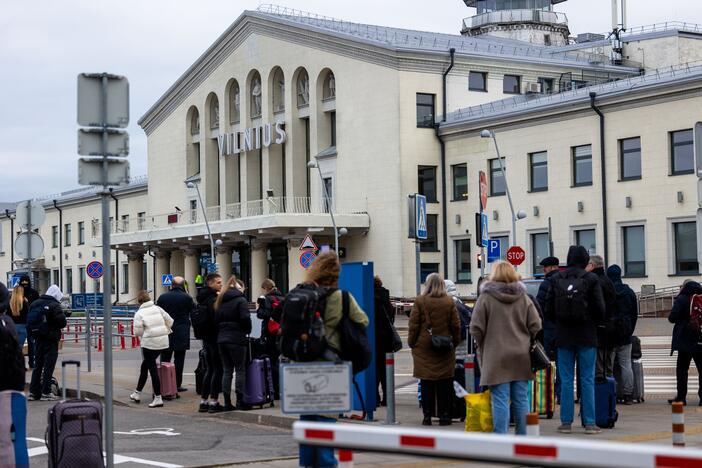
(86, 261, 104, 280)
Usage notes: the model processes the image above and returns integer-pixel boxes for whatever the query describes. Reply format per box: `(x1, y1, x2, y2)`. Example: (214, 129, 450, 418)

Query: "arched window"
(229, 81, 240, 124)
(297, 70, 309, 107)
(272, 68, 285, 113)
(322, 71, 336, 100)
(209, 95, 219, 130)
(190, 108, 200, 135)
(250, 72, 262, 118)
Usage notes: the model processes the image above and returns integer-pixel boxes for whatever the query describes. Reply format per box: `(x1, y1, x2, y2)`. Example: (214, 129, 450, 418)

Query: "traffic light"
(476, 253, 483, 269)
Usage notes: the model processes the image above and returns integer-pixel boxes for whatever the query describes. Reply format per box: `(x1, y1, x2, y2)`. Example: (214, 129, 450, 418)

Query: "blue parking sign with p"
(487, 238, 501, 263)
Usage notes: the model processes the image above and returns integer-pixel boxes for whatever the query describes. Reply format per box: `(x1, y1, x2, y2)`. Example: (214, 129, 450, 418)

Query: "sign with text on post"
(280, 362, 352, 415)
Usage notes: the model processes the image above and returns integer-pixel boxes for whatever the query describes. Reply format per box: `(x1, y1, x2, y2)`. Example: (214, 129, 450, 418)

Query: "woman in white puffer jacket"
(130, 291, 173, 408)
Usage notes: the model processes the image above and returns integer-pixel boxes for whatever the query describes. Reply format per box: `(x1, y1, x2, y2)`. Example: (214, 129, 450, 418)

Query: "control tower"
(461, 0, 570, 46)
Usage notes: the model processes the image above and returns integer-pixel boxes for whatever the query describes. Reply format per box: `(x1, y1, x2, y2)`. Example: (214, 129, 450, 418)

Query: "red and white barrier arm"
(293, 422, 702, 468)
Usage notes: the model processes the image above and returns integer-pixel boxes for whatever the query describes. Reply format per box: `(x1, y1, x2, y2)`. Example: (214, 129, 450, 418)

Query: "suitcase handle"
(61, 360, 81, 400)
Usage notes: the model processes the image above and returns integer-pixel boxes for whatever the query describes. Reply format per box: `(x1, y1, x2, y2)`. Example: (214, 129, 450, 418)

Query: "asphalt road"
(26, 399, 298, 467)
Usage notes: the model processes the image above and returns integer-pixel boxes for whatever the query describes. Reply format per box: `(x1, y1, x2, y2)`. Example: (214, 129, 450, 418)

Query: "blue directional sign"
(416, 194, 428, 240)
(487, 238, 501, 263)
(480, 213, 489, 247)
(71, 293, 104, 310)
(161, 274, 173, 286)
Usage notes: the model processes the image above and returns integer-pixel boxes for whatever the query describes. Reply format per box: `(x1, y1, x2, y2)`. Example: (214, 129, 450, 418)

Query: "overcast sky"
(2, 0, 700, 202)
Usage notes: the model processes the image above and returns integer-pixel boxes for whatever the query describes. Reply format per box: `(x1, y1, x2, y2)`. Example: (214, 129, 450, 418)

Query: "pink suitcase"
(157, 362, 178, 400)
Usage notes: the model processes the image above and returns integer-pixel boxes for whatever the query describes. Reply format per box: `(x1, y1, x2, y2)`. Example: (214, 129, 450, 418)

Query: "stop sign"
(506, 246, 526, 266)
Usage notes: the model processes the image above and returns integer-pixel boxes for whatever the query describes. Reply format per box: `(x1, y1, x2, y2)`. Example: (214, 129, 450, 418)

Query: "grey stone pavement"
(22, 317, 702, 467)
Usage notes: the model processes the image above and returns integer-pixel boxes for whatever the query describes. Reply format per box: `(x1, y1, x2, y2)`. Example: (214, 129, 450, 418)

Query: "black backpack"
(279, 284, 330, 362)
(27, 301, 49, 337)
(191, 302, 212, 340)
(552, 270, 590, 324)
(335, 291, 372, 374)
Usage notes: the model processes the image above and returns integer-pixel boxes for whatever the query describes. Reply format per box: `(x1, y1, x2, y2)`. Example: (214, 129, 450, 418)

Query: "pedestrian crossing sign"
(161, 274, 173, 286)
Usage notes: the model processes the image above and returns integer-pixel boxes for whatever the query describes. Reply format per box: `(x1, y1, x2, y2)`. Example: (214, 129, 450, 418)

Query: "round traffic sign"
(86, 261, 104, 279)
(300, 251, 317, 269)
(14, 232, 44, 261)
(506, 246, 526, 266)
(15, 200, 46, 231)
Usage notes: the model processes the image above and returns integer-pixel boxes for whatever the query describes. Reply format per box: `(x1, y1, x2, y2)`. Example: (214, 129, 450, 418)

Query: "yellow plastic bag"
(464, 390, 493, 432)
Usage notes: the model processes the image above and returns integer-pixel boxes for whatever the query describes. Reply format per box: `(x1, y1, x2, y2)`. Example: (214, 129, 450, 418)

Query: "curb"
(218, 408, 296, 429)
(191, 456, 298, 467)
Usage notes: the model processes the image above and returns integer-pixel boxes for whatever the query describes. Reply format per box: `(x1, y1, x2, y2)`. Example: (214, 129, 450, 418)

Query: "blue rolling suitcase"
(0, 390, 29, 468)
(594, 377, 618, 429)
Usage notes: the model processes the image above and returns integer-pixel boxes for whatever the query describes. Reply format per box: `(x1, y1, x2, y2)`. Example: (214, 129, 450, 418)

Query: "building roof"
(29, 175, 148, 208)
(463, 0, 567, 5)
(442, 62, 702, 128)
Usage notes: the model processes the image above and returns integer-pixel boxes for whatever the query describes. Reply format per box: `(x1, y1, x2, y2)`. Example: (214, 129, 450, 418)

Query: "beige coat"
(408, 295, 461, 381)
(470, 281, 542, 387)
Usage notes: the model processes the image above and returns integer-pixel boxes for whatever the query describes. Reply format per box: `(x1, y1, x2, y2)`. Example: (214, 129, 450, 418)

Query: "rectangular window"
(538, 77, 554, 94)
(64, 223, 71, 246)
(531, 232, 550, 276)
(420, 263, 439, 283)
(623, 225, 646, 277)
(78, 221, 85, 245)
(78, 267, 86, 294)
(65, 268, 73, 295)
(52, 225, 58, 248)
(572, 145, 593, 186)
(469, 71, 487, 92)
(121, 215, 129, 232)
(671, 129, 694, 175)
(503, 75, 521, 94)
(330, 111, 337, 146)
(619, 137, 642, 181)
(455, 239, 472, 283)
(416, 93, 435, 128)
(529, 151, 548, 192)
(489, 158, 506, 196)
(323, 177, 333, 213)
(122, 263, 129, 294)
(576, 229, 597, 256)
(674, 222, 699, 275)
(52, 269, 59, 286)
(452, 164, 468, 201)
(137, 212, 146, 231)
(421, 214, 439, 252)
(418, 166, 438, 202)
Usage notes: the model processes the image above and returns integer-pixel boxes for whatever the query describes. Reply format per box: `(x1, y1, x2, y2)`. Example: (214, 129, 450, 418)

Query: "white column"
(216, 246, 232, 280)
(154, 250, 171, 299)
(170, 250, 185, 277)
(127, 252, 144, 302)
(250, 244, 268, 293)
(183, 248, 200, 297)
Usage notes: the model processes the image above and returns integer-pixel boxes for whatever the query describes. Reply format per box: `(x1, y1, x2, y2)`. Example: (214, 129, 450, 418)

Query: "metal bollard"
(338, 449, 354, 468)
(527, 413, 540, 437)
(465, 356, 476, 394)
(118, 323, 126, 350)
(97, 327, 103, 352)
(672, 401, 685, 447)
(385, 353, 397, 425)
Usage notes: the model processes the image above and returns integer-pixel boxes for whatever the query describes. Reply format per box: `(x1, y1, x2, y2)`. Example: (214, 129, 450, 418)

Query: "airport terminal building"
(2, 2, 702, 300)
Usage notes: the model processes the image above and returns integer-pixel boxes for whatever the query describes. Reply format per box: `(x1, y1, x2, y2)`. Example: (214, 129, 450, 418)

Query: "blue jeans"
(558, 346, 596, 426)
(490, 381, 529, 435)
(299, 415, 337, 468)
(15, 324, 27, 352)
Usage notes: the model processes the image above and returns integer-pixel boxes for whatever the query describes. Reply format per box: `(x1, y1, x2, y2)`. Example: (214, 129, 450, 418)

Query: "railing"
(103, 197, 365, 235)
(638, 285, 681, 318)
(464, 9, 568, 30)
(623, 22, 702, 36)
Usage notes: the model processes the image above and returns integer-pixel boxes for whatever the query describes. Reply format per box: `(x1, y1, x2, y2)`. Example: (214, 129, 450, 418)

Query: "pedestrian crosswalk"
(394, 336, 695, 398)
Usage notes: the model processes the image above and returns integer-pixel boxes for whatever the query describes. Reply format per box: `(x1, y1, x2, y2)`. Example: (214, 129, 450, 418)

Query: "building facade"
(2, 3, 701, 299)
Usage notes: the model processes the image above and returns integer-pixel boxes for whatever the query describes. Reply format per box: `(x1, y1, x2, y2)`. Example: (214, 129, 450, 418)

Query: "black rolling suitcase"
(46, 360, 104, 468)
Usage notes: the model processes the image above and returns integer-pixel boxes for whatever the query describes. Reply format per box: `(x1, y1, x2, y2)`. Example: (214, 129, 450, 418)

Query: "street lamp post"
(480, 129, 526, 249)
(185, 181, 221, 271)
(308, 158, 346, 253)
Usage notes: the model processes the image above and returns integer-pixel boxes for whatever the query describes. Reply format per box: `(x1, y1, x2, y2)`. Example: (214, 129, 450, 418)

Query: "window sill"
(427, 200, 440, 204)
(451, 198, 468, 202)
(420, 249, 441, 254)
(456, 280, 473, 285)
(619, 177, 642, 182)
(671, 171, 695, 177)
(623, 275, 648, 279)
(489, 193, 506, 198)
(668, 273, 701, 277)
(416, 124, 436, 129)
(571, 183, 593, 188)
(503, 91, 521, 95)
(528, 188, 548, 193)
(469, 88, 488, 93)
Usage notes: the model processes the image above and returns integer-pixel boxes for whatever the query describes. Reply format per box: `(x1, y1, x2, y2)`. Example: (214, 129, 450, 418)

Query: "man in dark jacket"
(374, 276, 397, 407)
(19, 275, 39, 368)
(668, 280, 702, 405)
(158, 276, 195, 392)
(216, 280, 252, 410)
(607, 264, 638, 404)
(546, 246, 605, 434)
(256, 279, 285, 400)
(196, 273, 223, 413)
(536, 256, 560, 359)
(28, 285, 67, 401)
(586, 255, 618, 380)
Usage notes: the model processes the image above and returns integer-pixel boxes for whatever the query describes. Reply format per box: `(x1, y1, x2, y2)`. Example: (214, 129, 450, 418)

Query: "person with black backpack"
(280, 251, 369, 468)
(27, 285, 67, 401)
(194, 273, 224, 413)
(586, 255, 619, 381)
(374, 276, 399, 407)
(545, 246, 605, 435)
(256, 278, 285, 399)
(668, 280, 702, 406)
(607, 265, 638, 405)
